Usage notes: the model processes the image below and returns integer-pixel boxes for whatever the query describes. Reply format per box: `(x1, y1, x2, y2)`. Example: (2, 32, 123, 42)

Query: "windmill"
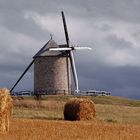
(50, 11, 92, 93)
(10, 11, 92, 95)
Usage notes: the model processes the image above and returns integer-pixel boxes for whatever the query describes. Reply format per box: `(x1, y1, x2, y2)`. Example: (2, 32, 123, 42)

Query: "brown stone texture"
(34, 56, 71, 95)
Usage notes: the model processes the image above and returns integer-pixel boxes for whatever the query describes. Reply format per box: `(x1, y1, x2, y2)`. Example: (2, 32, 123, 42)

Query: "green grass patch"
(13, 107, 63, 120)
(12, 95, 140, 124)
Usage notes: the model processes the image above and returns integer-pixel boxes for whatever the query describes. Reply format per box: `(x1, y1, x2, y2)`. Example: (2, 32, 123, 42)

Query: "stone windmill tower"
(33, 39, 71, 95)
(10, 11, 92, 95)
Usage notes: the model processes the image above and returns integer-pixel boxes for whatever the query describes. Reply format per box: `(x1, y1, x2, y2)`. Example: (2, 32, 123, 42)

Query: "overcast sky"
(0, 0, 140, 99)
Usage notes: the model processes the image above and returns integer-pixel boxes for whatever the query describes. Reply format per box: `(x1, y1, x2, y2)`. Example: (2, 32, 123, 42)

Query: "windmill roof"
(33, 39, 69, 58)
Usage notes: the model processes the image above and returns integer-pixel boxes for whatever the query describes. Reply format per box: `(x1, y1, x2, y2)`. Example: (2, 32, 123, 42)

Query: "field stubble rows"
(1, 95, 140, 140)
(1, 119, 140, 140)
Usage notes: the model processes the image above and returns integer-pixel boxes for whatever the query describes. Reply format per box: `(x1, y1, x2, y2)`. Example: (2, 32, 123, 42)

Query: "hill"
(12, 95, 140, 124)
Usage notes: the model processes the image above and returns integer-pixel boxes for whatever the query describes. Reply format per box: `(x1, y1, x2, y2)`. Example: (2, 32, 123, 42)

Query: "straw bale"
(64, 98, 95, 121)
(0, 88, 13, 133)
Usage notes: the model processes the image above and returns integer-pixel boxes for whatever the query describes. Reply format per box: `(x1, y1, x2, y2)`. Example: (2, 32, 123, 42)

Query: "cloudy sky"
(0, 0, 140, 99)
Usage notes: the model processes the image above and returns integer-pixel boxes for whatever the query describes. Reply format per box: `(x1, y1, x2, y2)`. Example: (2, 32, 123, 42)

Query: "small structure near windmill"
(10, 11, 92, 95)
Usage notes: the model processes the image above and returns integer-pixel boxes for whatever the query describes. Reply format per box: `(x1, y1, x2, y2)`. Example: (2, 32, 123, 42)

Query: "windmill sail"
(61, 11, 79, 93)
(49, 48, 72, 51)
(61, 11, 69, 47)
(69, 51, 79, 93)
(74, 47, 92, 50)
(49, 46, 92, 51)
(10, 60, 35, 92)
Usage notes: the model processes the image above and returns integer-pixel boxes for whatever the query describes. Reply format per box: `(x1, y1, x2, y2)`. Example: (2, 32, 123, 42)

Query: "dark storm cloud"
(0, 0, 140, 98)
(0, 6, 50, 40)
(77, 62, 140, 98)
(1, 0, 140, 20)
(1, 0, 140, 41)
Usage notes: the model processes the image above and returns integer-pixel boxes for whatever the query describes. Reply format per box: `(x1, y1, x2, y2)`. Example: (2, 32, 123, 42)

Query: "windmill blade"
(49, 47, 92, 51)
(10, 60, 35, 92)
(74, 47, 92, 50)
(10, 39, 53, 93)
(61, 11, 70, 47)
(61, 11, 79, 93)
(49, 48, 72, 51)
(69, 51, 79, 93)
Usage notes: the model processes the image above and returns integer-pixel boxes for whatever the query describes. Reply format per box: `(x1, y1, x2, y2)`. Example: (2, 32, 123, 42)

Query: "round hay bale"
(64, 98, 95, 121)
(0, 88, 13, 133)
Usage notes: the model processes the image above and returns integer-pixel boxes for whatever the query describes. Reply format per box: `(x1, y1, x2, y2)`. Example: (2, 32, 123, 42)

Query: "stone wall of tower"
(34, 56, 71, 95)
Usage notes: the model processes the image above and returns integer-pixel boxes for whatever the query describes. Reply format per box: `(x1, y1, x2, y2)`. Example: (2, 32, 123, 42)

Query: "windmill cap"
(33, 39, 68, 58)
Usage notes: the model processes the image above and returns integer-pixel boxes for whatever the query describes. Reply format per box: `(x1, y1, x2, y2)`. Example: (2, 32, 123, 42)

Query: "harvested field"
(8, 96, 140, 139)
(0, 118, 140, 140)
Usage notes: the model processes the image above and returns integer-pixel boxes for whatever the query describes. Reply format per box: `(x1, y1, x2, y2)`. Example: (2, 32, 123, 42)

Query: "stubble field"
(1, 95, 140, 140)
(1, 118, 140, 140)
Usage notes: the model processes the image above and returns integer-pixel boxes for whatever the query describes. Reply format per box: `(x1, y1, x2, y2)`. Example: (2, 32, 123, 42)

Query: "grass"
(13, 107, 63, 120)
(92, 96, 140, 106)
(96, 104, 140, 124)
(12, 95, 140, 124)
(21, 95, 140, 106)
